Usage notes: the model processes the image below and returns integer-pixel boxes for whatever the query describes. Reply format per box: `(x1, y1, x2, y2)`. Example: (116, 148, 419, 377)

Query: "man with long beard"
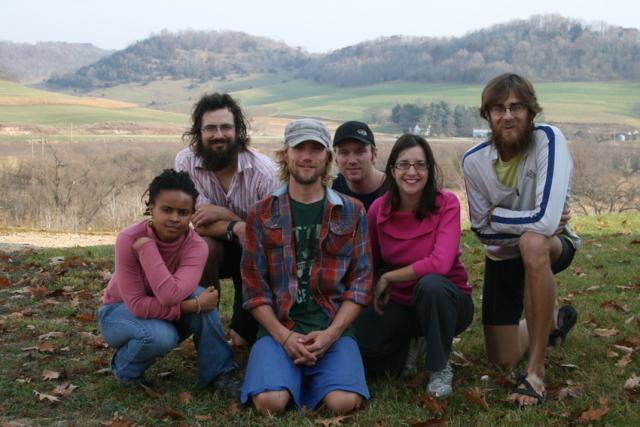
(462, 74, 580, 407)
(176, 93, 277, 347)
(240, 119, 372, 415)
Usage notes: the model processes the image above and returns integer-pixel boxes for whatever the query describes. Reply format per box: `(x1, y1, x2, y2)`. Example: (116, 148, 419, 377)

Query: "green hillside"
(86, 76, 640, 127)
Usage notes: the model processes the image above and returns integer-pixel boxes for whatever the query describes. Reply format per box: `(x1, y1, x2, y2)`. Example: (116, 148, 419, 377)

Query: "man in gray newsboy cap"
(240, 118, 373, 416)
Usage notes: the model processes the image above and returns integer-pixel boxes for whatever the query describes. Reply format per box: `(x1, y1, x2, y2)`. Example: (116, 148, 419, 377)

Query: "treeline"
(0, 41, 109, 83)
(300, 14, 640, 86)
(47, 30, 310, 89)
(43, 15, 640, 90)
(391, 102, 485, 137)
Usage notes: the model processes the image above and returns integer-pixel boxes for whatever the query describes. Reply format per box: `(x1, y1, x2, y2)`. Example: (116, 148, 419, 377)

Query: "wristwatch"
(226, 221, 238, 241)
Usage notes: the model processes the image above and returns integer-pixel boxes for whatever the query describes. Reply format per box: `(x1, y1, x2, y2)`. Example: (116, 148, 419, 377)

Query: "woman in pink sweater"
(355, 134, 474, 397)
(99, 169, 238, 395)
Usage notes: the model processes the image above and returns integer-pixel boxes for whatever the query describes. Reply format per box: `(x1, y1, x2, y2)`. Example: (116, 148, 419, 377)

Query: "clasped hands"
(281, 328, 338, 366)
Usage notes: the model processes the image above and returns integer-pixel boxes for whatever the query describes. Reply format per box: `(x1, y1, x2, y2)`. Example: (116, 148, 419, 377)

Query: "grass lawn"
(1, 213, 639, 426)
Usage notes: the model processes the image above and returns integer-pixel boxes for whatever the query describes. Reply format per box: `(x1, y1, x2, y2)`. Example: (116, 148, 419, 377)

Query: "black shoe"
(212, 371, 241, 399)
(548, 305, 578, 347)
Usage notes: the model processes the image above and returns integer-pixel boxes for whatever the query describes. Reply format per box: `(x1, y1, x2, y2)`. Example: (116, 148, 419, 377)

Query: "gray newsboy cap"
(284, 119, 331, 148)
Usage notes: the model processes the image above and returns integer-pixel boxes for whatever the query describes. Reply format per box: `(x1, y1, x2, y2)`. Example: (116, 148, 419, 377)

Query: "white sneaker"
(428, 363, 453, 397)
(401, 337, 426, 377)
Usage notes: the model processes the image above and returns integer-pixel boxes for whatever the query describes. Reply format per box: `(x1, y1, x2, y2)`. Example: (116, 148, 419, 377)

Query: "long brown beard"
(491, 121, 535, 158)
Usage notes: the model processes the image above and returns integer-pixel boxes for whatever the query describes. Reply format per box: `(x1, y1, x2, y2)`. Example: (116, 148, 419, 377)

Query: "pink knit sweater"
(102, 220, 208, 320)
(367, 191, 471, 306)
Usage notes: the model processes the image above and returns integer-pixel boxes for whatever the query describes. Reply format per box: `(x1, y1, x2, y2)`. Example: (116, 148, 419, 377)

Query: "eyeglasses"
(201, 124, 235, 134)
(489, 103, 527, 116)
(394, 160, 428, 171)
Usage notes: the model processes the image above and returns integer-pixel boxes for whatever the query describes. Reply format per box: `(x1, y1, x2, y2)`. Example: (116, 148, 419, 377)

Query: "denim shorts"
(241, 335, 370, 409)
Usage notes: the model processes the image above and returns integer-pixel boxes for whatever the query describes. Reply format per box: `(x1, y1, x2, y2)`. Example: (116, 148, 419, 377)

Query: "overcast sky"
(2, 0, 638, 52)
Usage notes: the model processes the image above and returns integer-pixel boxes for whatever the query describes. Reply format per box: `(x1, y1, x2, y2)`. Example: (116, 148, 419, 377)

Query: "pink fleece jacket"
(367, 191, 471, 306)
(101, 220, 208, 320)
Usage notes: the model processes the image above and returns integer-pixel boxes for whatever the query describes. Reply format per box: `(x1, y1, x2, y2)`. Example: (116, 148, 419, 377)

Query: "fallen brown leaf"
(411, 420, 448, 427)
(194, 415, 212, 421)
(42, 370, 61, 381)
(577, 406, 608, 423)
(36, 343, 55, 353)
(0, 277, 10, 288)
(76, 313, 95, 323)
(106, 420, 131, 427)
(616, 353, 632, 368)
(38, 331, 64, 341)
(557, 383, 585, 400)
(159, 409, 184, 421)
(33, 390, 60, 403)
(178, 391, 192, 404)
(78, 332, 108, 348)
(600, 300, 627, 312)
(624, 374, 640, 391)
(29, 286, 49, 298)
(314, 415, 353, 426)
(52, 383, 77, 397)
(225, 400, 241, 416)
(593, 328, 619, 337)
(462, 387, 489, 410)
(412, 393, 446, 416)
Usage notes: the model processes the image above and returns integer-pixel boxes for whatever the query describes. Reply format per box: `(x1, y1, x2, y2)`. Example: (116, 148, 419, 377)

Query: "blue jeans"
(98, 287, 236, 386)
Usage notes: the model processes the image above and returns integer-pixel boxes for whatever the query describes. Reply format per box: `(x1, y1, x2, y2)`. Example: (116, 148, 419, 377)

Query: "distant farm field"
(85, 75, 640, 127)
(0, 80, 186, 127)
(2, 76, 640, 133)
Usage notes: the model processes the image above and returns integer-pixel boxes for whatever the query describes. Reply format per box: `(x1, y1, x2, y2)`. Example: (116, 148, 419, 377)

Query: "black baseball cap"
(333, 121, 375, 147)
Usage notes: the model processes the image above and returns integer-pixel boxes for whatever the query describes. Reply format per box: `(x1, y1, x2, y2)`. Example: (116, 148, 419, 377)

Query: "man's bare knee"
(323, 391, 362, 415)
(252, 390, 290, 416)
(519, 232, 551, 268)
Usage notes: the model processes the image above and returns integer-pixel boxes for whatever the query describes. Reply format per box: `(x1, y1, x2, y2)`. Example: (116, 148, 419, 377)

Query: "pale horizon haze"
(2, 0, 638, 53)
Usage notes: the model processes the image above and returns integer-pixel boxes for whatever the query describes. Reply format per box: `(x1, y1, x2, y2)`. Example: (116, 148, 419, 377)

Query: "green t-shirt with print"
(288, 197, 327, 335)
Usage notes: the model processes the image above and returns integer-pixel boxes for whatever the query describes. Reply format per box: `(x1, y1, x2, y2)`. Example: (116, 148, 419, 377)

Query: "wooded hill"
(0, 41, 110, 83)
(44, 14, 639, 90)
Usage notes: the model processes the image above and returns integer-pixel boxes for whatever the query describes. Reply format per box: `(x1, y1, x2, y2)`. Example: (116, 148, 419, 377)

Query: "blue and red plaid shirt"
(242, 184, 373, 329)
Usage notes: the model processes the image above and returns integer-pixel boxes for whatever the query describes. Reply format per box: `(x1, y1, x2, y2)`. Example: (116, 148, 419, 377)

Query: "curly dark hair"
(143, 169, 199, 212)
(384, 134, 442, 220)
(182, 93, 250, 153)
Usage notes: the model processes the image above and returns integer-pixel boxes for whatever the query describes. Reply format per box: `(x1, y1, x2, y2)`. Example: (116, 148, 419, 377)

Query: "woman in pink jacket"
(99, 169, 238, 395)
(355, 134, 473, 397)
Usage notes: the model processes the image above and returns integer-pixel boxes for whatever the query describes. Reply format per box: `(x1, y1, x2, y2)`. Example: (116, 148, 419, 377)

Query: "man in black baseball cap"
(332, 121, 386, 211)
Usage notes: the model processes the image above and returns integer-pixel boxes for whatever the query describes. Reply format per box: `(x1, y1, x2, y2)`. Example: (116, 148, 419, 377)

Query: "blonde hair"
(275, 146, 334, 186)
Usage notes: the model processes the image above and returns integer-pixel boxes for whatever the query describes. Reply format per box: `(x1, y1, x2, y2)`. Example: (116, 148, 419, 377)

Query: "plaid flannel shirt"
(241, 184, 373, 329)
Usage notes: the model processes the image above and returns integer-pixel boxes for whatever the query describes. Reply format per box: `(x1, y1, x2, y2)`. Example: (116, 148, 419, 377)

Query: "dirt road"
(0, 231, 116, 252)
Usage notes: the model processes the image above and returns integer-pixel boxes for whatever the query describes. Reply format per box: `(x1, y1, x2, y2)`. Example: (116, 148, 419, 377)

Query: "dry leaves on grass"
(411, 420, 448, 427)
(22, 342, 55, 353)
(159, 409, 184, 421)
(225, 400, 241, 416)
(41, 370, 61, 381)
(593, 328, 619, 337)
(52, 383, 78, 397)
(33, 390, 60, 403)
(411, 393, 446, 416)
(0, 276, 10, 288)
(557, 383, 586, 400)
(624, 374, 640, 391)
(314, 415, 353, 426)
(78, 332, 108, 348)
(178, 391, 192, 404)
(577, 405, 608, 423)
(462, 387, 489, 410)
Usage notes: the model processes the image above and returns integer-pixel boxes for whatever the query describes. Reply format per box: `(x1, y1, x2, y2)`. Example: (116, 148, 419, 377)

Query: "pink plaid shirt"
(175, 147, 278, 220)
